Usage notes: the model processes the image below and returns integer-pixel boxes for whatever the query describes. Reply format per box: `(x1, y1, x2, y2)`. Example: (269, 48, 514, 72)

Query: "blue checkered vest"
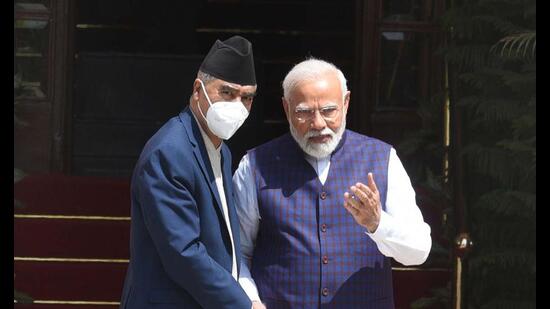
(248, 130, 395, 309)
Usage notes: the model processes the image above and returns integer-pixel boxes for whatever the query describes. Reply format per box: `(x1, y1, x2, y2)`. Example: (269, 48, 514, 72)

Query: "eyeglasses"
(293, 105, 340, 123)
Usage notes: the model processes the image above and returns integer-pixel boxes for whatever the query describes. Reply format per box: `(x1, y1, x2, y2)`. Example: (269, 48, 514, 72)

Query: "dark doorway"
(71, 0, 356, 177)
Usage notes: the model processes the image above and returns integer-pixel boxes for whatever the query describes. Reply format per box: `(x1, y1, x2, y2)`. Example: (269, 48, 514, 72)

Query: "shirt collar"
(304, 152, 329, 165)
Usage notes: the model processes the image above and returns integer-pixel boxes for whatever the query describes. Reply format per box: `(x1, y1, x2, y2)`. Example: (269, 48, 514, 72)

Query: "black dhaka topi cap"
(199, 35, 256, 85)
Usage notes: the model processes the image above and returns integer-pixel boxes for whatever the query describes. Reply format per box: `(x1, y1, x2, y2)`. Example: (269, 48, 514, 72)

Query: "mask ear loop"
(197, 79, 213, 122)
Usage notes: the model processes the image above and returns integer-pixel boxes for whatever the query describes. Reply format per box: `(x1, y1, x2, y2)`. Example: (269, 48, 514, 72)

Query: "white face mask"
(197, 80, 250, 140)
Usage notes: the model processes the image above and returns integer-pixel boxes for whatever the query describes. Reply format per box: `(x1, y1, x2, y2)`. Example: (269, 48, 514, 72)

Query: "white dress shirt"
(193, 112, 238, 281)
(233, 147, 432, 302)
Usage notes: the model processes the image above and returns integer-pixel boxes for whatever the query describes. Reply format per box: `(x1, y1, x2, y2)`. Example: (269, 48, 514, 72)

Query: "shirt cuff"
(238, 276, 261, 303)
(365, 211, 392, 241)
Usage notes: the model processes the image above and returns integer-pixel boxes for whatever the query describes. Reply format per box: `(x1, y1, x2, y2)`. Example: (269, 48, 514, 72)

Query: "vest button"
(322, 288, 329, 296)
(322, 255, 329, 264)
(320, 192, 327, 200)
(321, 224, 327, 232)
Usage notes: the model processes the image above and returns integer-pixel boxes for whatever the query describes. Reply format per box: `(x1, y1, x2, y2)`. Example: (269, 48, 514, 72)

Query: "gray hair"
(282, 58, 347, 101)
(190, 70, 217, 103)
(197, 70, 216, 84)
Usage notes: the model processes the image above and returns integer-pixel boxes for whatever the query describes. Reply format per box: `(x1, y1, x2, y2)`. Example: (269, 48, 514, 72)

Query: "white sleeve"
(232, 154, 262, 302)
(367, 148, 432, 266)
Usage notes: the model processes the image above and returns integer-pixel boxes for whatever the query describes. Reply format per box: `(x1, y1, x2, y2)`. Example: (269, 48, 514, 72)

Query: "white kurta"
(193, 112, 238, 280)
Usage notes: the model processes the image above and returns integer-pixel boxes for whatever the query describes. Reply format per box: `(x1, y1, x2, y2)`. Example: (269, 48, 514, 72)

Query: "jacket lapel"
(181, 107, 240, 274)
(180, 107, 224, 216)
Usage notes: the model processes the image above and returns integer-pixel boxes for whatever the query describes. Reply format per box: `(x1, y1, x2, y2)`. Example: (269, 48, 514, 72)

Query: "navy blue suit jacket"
(120, 107, 251, 309)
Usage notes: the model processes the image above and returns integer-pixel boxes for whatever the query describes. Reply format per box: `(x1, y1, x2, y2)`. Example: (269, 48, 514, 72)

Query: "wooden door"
(353, 0, 445, 146)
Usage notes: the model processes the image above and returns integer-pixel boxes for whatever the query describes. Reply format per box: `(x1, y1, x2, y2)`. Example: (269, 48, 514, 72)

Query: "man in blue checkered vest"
(233, 58, 432, 309)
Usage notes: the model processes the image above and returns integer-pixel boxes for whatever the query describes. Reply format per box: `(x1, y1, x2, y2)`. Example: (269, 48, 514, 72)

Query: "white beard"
(289, 117, 346, 159)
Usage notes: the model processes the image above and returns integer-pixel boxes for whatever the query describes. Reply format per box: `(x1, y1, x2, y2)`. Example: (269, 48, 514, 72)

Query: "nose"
(310, 109, 327, 130)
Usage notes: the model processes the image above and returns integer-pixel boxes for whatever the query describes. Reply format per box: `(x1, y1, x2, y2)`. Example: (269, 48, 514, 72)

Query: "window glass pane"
(383, 0, 425, 22)
(14, 1, 50, 99)
(16, 0, 49, 4)
(377, 31, 422, 108)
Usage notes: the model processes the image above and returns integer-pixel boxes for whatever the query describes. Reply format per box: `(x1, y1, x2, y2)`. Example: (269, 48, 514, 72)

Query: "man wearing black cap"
(119, 36, 259, 309)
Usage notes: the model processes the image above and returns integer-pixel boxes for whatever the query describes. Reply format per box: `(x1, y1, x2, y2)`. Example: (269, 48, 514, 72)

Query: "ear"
(343, 91, 350, 113)
(192, 79, 202, 100)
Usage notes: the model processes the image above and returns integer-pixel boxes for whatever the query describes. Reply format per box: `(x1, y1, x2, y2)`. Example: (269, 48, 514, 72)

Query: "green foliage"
(447, 0, 535, 307)
(492, 32, 536, 59)
(475, 190, 535, 218)
(400, 0, 535, 307)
